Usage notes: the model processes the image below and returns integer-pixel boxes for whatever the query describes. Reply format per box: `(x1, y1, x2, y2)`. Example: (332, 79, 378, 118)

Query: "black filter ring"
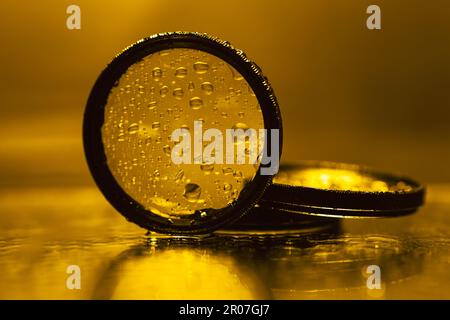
(262, 201, 419, 218)
(223, 204, 340, 230)
(83, 32, 283, 234)
(261, 161, 425, 216)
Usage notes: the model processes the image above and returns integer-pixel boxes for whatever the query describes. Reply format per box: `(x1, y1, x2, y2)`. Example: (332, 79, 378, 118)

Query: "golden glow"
(0, 186, 449, 299)
(102, 48, 264, 219)
(112, 249, 253, 299)
(274, 168, 414, 192)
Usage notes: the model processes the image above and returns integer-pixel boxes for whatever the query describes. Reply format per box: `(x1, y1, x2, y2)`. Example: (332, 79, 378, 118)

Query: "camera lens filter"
(260, 161, 425, 218)
(83, 32, 282, 234)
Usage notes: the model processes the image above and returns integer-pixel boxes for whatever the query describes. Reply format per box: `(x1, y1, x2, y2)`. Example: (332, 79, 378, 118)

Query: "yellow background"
(0, 0, 449, 187)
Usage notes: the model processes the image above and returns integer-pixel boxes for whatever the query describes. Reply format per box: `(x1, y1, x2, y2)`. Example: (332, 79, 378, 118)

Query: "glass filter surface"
(261, 161, 425, 218)
(83, 32, 282, 234)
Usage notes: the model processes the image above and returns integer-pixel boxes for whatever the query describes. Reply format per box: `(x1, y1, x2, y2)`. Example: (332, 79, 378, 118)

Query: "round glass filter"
(83, 32, 282, 234)
(260, 161, 425, 218)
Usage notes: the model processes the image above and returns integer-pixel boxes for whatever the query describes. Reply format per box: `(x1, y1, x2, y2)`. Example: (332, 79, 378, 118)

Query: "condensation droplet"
(148, 101, 157, 110)
(152, 122, 161, 130)
(174, 169, 184, 183)
(230, 189, 239, 200)
(200, 163, 214, 174)
(200, 82, 214, 95)
(193, 61, 209, 74)
(189, 97, 203, 110)
(163, 144, 171, 155)
(117, 133, 125, 141)
(229, 66, 244, 81)
(152, 67, 162, 81)
(127, 123, 139, 134)
(175, 67, 188, 78)
(160, 86, 169, 97)
(173, 88, 184, 100)
(222, 167, 233, 175)
(223, 183, 232, 192)
(232, 122, 249, 130)
(188, 81, 195, 91)
(233, 170, 243, 178)
(183, 183, 202, 203)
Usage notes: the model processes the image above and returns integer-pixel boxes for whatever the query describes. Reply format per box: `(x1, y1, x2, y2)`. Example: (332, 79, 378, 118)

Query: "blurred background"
(0, 0, 449, 188)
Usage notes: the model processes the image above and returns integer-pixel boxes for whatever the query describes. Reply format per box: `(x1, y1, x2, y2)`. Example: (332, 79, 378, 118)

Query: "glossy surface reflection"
(0, 185, 448, 299)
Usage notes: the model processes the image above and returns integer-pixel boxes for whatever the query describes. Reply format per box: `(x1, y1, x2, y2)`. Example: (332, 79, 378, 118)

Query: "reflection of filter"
(248, 235, 426, 298)
(83, 32, 282, 234)
(261, 161, 426, 218)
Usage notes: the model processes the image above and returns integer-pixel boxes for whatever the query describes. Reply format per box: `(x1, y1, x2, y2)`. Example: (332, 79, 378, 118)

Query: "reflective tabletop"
(0, 184, 449, 299)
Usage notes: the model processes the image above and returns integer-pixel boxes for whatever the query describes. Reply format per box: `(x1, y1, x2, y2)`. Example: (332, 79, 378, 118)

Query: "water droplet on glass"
(232, 122, 249, 130)
(183, 183, 202, 203)
(152, 67, 162, 81)
(152, 122, 161, 130)
(193, 61, 209, 74)
(188, 81, 195, 91)
(148, 101, 157, 110)
(200, 163, 214, 174)
(228, 66, 244, 80)
(233, 170, 243, 178)
(223, 183, 232, 192)
(222, 167, 233, 175)
(173, 88, 184, 100)
(163, 144, 171, 155)
(117, 132, 125, 141)
(160, 86, 169, 97)
(200, 82, 214, 95)
(174, 169, 184, 183)
(175, 67, 188, 78)
(127, 123, 139, 134)
(189, 97, 203, 110)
